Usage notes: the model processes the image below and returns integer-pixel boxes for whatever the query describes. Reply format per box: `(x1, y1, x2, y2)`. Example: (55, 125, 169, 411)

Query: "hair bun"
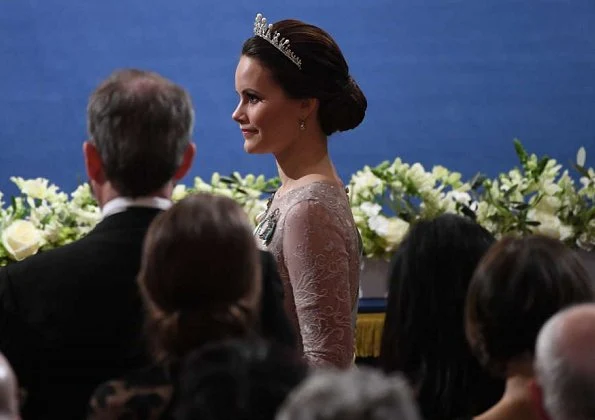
(318, 75, 367, 136)
(344, 75, 356, 90)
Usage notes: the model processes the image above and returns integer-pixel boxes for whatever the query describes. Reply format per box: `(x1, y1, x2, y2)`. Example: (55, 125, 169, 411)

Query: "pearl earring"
(299, 120, 306, 131)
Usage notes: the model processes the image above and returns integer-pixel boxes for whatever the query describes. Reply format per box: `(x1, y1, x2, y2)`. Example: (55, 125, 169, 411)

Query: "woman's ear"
(299, 97, 318, 121)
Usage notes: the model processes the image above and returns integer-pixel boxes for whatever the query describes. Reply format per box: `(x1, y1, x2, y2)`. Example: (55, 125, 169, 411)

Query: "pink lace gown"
(256, 182, 361, 368)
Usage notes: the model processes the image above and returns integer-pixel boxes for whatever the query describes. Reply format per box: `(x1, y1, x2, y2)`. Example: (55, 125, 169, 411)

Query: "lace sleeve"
(282, 199, 354, 369)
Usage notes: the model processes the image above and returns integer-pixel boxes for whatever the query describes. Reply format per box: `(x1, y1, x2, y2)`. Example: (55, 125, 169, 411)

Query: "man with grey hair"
(0, 69, 196, 419)
(276, 367, 421, 420)
(532, 303, 595, 420)
(0, 353, 19, 419)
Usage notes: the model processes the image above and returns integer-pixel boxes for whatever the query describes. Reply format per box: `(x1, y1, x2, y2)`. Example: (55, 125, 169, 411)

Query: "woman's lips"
(242, 129, 257, 137)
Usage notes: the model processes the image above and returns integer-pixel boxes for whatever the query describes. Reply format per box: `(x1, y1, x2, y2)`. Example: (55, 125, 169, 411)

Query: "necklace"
(254, 192, 279, 246)
(253, 183, 351, 247)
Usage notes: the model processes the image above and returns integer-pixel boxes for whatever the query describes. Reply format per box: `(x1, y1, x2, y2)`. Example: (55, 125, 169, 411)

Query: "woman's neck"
(475, 359, 538, 420)
(502, 374, 533, 403)
(274, 135, 340, 195)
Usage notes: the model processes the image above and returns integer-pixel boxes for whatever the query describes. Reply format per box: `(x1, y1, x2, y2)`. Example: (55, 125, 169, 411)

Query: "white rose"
(2, 220, 43, 261)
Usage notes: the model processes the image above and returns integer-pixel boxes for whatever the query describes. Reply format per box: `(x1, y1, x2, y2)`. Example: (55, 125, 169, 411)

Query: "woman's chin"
(243, 140, 255, 153)
(243, 140, 265, 154)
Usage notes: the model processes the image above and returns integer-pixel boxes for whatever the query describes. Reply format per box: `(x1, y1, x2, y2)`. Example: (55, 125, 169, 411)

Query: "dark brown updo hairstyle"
(465, 235, 595, 377)
(241, 18, 367, 136)
(138, 193, 261, 362)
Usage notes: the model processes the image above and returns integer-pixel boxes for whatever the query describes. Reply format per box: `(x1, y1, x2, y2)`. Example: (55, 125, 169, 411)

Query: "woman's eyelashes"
(246, 92, 261, 104)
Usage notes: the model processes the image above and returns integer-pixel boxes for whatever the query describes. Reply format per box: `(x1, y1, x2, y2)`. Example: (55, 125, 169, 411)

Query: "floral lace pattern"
(262, 182, 360, 368)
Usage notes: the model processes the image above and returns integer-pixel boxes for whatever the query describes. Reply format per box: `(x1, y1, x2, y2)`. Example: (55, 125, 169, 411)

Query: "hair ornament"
(253, 13, 302, 70)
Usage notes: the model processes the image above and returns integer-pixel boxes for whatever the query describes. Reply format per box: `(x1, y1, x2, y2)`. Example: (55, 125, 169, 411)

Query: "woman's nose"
(232, 102, 244, 123)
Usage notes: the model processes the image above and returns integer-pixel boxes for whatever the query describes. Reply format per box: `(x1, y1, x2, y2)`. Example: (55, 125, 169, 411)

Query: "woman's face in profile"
(232, 55, 304, 155)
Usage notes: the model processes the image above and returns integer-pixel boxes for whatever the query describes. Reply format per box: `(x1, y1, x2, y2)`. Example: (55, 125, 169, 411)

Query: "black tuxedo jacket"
(0, 207, 295, 419)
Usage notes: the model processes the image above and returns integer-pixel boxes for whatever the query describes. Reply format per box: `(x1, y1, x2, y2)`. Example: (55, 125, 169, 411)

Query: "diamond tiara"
(253, 13, 302, 70)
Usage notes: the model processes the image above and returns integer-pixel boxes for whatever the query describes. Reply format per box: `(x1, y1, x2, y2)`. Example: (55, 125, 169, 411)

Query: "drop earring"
(299, 120, 306, 131)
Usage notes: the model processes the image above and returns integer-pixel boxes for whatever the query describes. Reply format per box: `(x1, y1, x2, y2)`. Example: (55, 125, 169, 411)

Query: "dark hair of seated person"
(86, 194, 263, 419)
(379, 214, 504, 420)
(173, 338, 309, 420)
(138, 193, 262, 363)
(465, 234, 595, 377)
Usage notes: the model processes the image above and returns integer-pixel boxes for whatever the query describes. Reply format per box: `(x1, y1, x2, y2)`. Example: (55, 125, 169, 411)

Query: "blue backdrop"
(1, 0, 594, 195)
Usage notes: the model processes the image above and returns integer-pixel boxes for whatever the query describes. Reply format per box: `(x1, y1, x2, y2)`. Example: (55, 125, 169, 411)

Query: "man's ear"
(83, 141, 105, 184)
(299, 97, 318, 121)
(529, 379, 551, 420)
(173, 143, 196, 181)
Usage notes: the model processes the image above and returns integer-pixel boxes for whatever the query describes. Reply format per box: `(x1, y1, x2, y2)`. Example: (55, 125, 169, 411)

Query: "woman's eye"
(247, 94, 260, 104)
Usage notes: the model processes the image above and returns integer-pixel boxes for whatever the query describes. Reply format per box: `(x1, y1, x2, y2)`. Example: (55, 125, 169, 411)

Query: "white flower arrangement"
(0, 173, 276, 266)
(348, 159, 475, 259)
(474, 141, 594, 250)
(188, 172, 279, 224)
(0, 141, 592, 265)
(0, 177, 101, 264)
(349, 141, 594, 259)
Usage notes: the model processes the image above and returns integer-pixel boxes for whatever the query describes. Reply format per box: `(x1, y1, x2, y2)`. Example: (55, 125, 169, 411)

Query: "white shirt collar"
(101, 196, 172, 219)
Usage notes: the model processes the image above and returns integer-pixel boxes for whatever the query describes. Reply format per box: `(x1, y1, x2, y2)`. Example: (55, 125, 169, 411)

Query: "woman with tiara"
(232, 13, 367, 368)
